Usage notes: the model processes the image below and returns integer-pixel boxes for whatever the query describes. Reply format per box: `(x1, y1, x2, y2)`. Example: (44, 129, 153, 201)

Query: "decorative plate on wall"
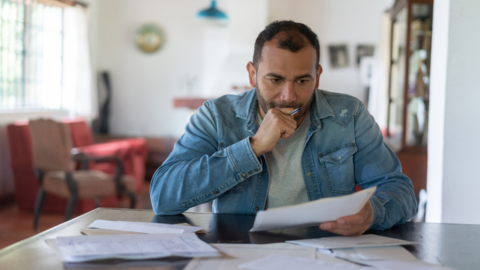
(135, 24, 164, 53)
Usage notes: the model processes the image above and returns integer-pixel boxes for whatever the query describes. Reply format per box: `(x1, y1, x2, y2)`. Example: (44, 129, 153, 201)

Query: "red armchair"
(6, 119, 147, 214)
(62, 118, 147, 192)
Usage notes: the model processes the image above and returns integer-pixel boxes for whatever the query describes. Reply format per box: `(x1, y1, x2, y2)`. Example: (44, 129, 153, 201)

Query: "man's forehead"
(259, 39, 317, 74)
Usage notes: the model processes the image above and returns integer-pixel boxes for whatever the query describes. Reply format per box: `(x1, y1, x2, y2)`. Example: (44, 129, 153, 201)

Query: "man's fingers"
(327, 227, 366, 236)
(337, 214, 365, 225)
(320, 221, 359, 231)
(320, 222, 369, 236)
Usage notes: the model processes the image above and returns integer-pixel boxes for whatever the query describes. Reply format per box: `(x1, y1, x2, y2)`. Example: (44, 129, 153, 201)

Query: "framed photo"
(328, 44, 349, 68)
(356, 44, 375, 66)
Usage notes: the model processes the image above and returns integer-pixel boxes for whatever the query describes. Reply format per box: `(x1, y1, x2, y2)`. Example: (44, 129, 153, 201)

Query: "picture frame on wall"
(328, 44, 349, 68)
(356, 44, 375, 66)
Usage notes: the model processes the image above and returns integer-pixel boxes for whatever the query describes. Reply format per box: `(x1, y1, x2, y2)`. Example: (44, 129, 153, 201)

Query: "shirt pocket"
(318, 143, 358, 194)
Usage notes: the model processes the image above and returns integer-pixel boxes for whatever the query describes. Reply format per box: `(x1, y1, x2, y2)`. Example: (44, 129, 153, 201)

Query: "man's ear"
(315, 65, 323, 90)
(246, 62, 257, 88)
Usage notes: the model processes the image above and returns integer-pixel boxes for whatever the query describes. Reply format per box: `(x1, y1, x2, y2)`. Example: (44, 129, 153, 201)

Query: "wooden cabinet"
(385, 0, 434, 197)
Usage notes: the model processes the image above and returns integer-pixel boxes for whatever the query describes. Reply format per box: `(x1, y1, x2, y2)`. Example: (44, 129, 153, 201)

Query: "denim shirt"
(150, 89, 417, 230)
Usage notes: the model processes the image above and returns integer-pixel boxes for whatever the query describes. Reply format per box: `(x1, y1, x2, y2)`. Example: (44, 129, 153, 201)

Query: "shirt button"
(306, 172, 311, 176)
(255, 206, 259, 210)
(263, 171, 267, 175)
(254, 168, 259, 172)
(248, 170, 253, 174)
(338, 156, 342, 160)
(213, 190, 219, 194)
(242, 173, 247, 178)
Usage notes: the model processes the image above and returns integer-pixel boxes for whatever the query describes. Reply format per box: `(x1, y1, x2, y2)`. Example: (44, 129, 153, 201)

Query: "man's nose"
(279, 81, 296, 103)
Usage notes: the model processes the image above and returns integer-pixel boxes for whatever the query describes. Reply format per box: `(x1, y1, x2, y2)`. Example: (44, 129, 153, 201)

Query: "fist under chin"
(277, 107, 295, 114)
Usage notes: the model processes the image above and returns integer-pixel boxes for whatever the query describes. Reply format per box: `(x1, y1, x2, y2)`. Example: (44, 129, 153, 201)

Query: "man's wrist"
(249, 137, 263, 157)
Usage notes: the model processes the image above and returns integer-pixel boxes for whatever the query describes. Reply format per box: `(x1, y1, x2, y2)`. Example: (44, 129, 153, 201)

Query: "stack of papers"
(278, 234, 456, 270)
(250, 187, 376, 231)
(46, 233, 219, 262)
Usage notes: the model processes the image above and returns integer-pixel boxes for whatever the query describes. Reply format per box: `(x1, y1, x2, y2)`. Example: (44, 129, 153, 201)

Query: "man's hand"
(319, 201, 374, 236)
(250, 108, 297, 157)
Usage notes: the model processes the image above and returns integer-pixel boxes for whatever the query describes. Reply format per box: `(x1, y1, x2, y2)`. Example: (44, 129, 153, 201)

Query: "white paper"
(353, 260, 457, 270)
(238, 254, 369, 270)
(88, 220, 203, 234)
(184, 243, 317, 270)
(51, 233, 219, 262)
(354, 246, 418, 261)
(287, 234, 417, 249)
(250, 187, 376, 231)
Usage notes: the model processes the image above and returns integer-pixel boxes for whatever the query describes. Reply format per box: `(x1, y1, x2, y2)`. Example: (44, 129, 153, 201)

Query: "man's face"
(247, 35, 322, 121)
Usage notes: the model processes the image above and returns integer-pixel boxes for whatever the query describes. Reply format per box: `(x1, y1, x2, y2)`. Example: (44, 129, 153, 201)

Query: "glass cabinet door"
(387, 8, 408, 151)
(405, 3, 433, 147)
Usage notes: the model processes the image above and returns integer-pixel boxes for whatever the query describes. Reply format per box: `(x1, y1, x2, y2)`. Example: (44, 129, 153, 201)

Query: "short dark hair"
(253, 20, 320, 69)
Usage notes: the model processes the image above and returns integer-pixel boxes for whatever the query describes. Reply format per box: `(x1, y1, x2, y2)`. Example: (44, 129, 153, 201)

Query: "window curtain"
(62, 4, 96, 120)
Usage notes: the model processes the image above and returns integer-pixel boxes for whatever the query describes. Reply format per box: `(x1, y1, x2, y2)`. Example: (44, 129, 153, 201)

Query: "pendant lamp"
(197, 1, 228, 23)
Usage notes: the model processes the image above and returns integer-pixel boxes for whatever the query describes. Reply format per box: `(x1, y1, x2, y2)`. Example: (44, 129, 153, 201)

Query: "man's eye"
(271, 79, 281, 83)
(297, 79, 309, 84)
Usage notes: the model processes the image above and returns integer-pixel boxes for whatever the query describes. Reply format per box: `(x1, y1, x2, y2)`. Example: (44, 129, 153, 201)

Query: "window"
(0, 0, 64, 110)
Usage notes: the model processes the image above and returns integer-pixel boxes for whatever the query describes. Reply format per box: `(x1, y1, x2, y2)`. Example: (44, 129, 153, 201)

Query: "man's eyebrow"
(294, 74, 314, 80)
(265, 73, 285, 78)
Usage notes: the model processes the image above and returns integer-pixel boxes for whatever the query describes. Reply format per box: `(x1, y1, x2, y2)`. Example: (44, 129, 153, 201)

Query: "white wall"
(268, 0, 393, 102)
(95, 0, 392, 137)
(427, 0, 480, 224)
(96, 0, 208, 137)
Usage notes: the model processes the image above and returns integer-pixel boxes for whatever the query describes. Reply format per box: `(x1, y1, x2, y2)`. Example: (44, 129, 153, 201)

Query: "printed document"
(185, 243, 318, 270)
(287, 234, 417, 249)
(88, 219, 203, 234)
(238, 254, 368, 270)
(48, 233, 219, 262)
(250, 187, 376, 232)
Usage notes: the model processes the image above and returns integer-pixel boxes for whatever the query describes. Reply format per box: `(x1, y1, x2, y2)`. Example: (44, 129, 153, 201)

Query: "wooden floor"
(0, 204, 66, 249)
(0, 182, 152, 250)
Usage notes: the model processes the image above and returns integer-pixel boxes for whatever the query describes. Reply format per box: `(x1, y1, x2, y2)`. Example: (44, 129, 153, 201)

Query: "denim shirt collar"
(236, 88, 336, 133)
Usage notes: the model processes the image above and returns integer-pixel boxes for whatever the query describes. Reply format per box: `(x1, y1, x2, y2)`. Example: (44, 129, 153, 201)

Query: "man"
(150, 20, 417, 236)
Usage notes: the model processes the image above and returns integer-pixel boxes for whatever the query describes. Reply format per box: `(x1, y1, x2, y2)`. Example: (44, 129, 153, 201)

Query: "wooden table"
(0, 208, 479, 269)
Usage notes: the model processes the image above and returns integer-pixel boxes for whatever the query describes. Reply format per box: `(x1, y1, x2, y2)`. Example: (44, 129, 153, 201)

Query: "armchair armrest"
(71, 152, 124, 194)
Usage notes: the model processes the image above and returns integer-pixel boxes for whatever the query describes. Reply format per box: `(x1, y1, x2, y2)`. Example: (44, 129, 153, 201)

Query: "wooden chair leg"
(64, 172, 78, 221)
(64, 194, 78, 221)
(127, 192, 136, 209)
(33, 188, 47, 230)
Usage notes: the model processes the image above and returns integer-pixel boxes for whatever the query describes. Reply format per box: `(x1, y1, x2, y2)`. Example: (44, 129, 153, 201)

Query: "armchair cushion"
(43, 171, 136, 199)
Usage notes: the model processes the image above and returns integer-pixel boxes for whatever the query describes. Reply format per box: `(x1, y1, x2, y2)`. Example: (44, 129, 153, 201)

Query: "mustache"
(268, 101, 303, 109)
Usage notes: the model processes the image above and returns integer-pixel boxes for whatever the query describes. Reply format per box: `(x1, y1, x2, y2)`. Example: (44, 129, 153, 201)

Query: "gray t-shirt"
(256, 110, 310, 209)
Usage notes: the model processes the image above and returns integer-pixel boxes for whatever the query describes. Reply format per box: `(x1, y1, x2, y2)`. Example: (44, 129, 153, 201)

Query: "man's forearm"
(149, 137, 263, 215)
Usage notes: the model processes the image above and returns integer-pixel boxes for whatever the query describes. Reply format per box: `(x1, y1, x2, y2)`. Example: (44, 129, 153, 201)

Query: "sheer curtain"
(62, 4, 96, 120)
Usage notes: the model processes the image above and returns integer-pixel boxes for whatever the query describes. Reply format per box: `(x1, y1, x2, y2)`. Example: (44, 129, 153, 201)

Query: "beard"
(255, 85, 313, 122)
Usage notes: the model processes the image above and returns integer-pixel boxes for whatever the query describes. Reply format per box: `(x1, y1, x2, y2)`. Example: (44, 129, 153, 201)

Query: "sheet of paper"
(250, 187, 376, 231)
(120, 220, 204, 234)
(287, 234, 417, 249)
(88, 219, 203, 234)
(261, 243, 348, 264)
(353, 260, 457, 270)
(184, 243, 317, 270)
(51, 233, 219, 262)
(354, 246, 418, 261)
(238, 254, 369, 270)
